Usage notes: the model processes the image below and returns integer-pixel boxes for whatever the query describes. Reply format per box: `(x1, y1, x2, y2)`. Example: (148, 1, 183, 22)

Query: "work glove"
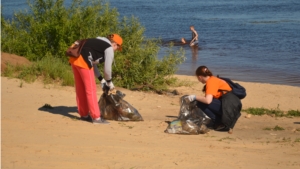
(106, 81, 115, 90)
(186, 95, 196, 102)
(100, 79, 106, 89)
(107, 81, 116, 95)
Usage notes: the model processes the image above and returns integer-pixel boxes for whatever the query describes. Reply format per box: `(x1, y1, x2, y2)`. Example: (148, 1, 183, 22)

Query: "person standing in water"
(181, 25, 199, 46)
(189, 25, 199, 46)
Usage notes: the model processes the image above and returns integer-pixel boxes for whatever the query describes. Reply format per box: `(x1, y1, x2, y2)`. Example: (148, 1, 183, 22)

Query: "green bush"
(1, 0, 185, 91)
(1, 0, 119, 60)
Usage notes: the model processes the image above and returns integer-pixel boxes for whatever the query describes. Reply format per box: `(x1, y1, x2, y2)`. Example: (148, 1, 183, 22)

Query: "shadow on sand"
(164, 115, 178, 124)
(38, 105, 79, 120)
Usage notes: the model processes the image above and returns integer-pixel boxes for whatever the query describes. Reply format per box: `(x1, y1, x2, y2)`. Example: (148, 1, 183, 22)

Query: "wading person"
(68, 34, 123, 124)
(185, 66, 233, 130)
(189, 25, 198, 46)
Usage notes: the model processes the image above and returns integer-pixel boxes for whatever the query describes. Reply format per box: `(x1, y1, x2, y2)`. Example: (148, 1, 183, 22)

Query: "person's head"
(190, 25, 195, 31)
(107, 34, 123, 51)
(195, 65, 213, 84)
(181, 38, 187, 44)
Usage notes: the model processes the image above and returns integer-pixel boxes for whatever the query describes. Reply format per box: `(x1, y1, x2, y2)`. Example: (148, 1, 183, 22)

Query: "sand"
(1, 53, 300, 169)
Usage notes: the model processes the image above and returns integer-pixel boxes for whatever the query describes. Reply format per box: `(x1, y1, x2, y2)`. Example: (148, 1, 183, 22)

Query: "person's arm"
(195, 94, 213, 104)
(93, 64, 107, 88)
(93, 64, 103, 81)
(186, 93, 213, 104)
(187, 78, 216, 104)
(103, 46, 114, 82)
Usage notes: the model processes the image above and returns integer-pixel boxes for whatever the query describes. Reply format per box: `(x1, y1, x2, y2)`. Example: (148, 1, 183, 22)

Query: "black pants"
(196, 98, 222, 125)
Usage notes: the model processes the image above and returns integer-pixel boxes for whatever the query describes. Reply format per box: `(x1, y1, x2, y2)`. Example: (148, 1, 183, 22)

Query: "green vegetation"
(263, 125, 284, 131)
(273, 125, 285, 131)
(1, 0, 185, 91)
(118, 122, 134, 129)
(263, 127, 272, 131)
(286, 110, 300, 117)
(3, 56, 74, 86)
(243, 106, 300, 117)
(218, 136, 236, 142)
(19, 81, 24, 88)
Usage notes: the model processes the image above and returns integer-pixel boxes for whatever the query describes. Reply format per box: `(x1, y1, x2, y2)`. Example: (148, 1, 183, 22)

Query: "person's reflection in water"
(191, 45, 199, 61)
(177, 37, 200, 73)
(190, 45, 199, 72)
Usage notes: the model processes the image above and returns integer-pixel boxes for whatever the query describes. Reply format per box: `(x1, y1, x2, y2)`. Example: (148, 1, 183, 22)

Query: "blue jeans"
(196, 98, 222, 124)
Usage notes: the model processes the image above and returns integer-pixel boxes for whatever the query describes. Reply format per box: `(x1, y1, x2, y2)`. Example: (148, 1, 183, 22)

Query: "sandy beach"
(1, 53, 300, 169)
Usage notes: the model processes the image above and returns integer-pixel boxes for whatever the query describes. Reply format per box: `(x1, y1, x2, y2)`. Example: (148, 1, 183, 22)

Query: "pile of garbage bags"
(98, 88, 143, 121)
(164, 95, 211, 134)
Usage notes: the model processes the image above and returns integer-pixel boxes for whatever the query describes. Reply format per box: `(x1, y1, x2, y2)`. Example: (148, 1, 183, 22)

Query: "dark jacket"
(221, 91, 242, 129)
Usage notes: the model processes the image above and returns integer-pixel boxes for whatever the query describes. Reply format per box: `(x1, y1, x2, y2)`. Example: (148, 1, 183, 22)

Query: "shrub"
(1, 0, 185, 91)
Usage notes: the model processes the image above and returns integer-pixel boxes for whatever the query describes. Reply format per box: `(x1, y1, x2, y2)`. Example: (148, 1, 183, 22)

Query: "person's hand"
(186, 95, 196, 102)
(106, 81, 115, 90)
(100, 79, 106, 89)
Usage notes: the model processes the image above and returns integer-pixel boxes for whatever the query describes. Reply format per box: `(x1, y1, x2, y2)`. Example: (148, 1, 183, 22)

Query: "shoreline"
(176, 71, 300, 88)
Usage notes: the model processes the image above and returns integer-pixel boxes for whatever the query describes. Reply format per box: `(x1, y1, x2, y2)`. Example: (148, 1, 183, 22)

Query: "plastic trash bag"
(164, 95, 211, 134)
(98, 88, 143, 121)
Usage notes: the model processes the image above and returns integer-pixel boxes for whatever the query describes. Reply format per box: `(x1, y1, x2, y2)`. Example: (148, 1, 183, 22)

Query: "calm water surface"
(2, 0, 300, 86)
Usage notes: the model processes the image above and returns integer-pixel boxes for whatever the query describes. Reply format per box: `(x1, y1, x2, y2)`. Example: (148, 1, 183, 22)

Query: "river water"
(2, 0, 300, 86)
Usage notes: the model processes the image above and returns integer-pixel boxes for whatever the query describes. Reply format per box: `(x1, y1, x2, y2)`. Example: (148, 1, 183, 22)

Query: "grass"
(287, 110, 300, 117)
(263, 125, 285, 131)
(2, 57, 75, 86)
(280, 137, 291, 142)
(243, 106, 300, 117)
(273, 125, 285, 131)
(218, 136, 236, 142)
(118, 122, 134, 129)
(263, 127, 272, 131)
(19, 81, 23, 88)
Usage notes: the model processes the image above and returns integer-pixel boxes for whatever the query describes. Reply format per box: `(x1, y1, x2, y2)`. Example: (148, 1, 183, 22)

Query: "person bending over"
(68, 34, 123, 124)
(185, 66, 232, 129)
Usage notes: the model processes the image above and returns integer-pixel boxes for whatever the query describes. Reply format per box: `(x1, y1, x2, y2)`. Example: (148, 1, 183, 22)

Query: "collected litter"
(98, 87, 143, 121)
(164, 95, 211, 134)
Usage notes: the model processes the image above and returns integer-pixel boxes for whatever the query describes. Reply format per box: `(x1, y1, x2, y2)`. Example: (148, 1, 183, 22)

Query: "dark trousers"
(197, 98, 222, 125)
